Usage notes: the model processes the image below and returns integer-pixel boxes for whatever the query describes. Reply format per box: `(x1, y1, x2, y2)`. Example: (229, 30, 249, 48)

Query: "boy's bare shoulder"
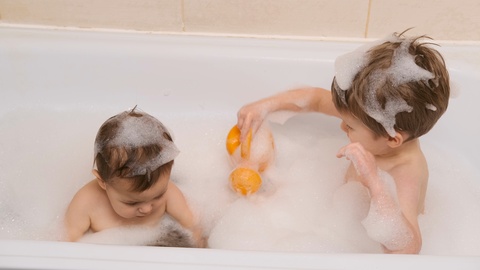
(389, 147, 428, 203)
(395, 146, 427, 177)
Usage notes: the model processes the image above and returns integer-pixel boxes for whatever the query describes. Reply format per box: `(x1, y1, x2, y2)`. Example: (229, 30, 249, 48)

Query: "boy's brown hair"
(94, 109, 176, 192)
(332, 31, 450, 140)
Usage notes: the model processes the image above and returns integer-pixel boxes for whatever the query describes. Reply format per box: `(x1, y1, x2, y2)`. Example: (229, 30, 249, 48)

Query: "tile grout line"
(181, 0, 186, 32)
(364, 0, 372, 38)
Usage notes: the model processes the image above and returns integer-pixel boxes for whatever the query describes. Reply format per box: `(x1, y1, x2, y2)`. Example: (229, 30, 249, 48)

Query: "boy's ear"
(92, 169, 107, 190)
(387, 131, 406, 148)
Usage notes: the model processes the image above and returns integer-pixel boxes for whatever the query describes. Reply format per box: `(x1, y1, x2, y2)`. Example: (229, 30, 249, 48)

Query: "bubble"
(1, 110, 479, 256)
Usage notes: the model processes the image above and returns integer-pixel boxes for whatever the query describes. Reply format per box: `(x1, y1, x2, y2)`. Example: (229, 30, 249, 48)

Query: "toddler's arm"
(165, 182, 205, 247)
(64, 191, 92, 242)
(237, 87, 339, 141)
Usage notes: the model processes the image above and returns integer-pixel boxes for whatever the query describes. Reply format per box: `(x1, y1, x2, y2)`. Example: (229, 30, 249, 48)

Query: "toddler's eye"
(124, 202, 139, 206)
(154, 195, 162, 200)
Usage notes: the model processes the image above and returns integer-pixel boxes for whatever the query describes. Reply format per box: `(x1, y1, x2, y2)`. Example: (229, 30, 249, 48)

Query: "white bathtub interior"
(1, 26, 480, 269)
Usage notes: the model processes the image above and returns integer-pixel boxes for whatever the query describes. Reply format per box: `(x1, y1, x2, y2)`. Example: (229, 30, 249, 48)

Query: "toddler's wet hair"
(94, 107, 179, 192)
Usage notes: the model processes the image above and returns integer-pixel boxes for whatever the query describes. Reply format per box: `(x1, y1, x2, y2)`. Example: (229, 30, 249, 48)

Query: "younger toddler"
(65, 108, 204, 247)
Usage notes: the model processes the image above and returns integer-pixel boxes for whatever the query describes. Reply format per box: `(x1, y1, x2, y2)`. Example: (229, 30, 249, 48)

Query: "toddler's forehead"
(109, 173, 169, 196)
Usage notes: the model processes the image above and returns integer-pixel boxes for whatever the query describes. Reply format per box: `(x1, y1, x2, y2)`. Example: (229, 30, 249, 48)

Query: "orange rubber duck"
(226, 124, 275, 195)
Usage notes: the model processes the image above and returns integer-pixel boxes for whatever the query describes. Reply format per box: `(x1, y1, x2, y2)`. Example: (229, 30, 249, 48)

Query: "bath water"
(0, 108, 479, 256)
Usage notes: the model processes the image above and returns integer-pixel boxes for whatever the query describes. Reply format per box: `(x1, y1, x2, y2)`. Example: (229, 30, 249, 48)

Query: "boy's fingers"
(240, 115, 264, 142)
(237, 117, 244, 130)
(239, 116, 252, 142)
(250, 120, 261, 137)
(336, 145, 349, 158)
(237, 109, 246, 129)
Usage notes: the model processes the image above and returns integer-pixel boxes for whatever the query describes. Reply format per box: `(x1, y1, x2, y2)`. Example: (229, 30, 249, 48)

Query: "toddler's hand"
(337, 143, 378, 186)
(197, 235, 208, 248)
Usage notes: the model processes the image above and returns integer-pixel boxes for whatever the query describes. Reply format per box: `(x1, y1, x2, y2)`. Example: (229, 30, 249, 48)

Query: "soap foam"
(1, 109, 480, 255)
(387, 39, 434, 87)
(79, 215, 193, 247)
(363, 82, 413, 137)
(94, 109, 180, 177)
(334, 34, 399, 91)
(361, 170, 413, 251)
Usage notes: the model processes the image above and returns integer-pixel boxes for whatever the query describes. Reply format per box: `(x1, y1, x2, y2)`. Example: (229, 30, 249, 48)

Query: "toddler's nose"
(138, 204, 153, 214)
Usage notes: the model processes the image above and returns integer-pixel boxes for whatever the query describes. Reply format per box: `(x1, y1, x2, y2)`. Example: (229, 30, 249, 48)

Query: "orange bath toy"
(229, 167, 262, 195)
(226, 125, 275, 195)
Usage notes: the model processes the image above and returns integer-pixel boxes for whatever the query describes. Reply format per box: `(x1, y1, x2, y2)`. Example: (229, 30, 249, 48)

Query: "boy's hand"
(237, 102, 269, 142)
(337, 142, 378, 187)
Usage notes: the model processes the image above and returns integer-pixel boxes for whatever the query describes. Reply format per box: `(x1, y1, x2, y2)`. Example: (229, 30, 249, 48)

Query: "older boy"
(236, 31, 450, 254)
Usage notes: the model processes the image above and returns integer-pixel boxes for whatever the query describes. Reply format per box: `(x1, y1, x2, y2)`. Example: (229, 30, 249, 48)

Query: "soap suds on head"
(387, 39, 435, 87)
(334, 33, 436, 137)
(334, 34, 399, 91)
(94, 108, 179, 177)
(363, 37, 434, 137)
(425, 103, 437, 111)
(363, 71, 414, 137)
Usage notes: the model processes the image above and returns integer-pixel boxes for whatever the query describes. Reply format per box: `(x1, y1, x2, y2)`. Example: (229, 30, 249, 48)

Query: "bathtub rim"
(1, 239, 480, 270)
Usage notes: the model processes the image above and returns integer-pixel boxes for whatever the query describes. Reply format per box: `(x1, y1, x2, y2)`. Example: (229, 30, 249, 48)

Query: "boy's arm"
(64, 191, 92, 242)
(237, 87, 340, 141)
(363, 172, 422, 254)
(337, 143, 422, 254)
(165, 182, 205, 247)
(385, 168, 423, 254)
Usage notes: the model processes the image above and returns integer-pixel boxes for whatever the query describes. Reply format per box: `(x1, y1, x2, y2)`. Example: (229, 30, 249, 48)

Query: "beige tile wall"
(0, 0, 479, 41)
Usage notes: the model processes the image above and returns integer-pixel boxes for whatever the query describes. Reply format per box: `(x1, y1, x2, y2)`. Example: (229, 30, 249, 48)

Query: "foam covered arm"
(361, 171, 415, 252)
(337, 143, 418, 253)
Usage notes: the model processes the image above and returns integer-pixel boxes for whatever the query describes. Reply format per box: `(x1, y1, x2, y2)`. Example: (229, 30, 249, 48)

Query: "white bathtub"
(1, 26, 479, 269)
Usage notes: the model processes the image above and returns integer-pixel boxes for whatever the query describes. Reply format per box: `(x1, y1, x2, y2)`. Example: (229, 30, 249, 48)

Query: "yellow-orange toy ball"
(229, 167, 262, 196)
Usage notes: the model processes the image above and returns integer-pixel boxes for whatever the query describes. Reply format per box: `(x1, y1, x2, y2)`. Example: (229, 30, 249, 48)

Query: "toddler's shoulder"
(71, 180, 107, 208)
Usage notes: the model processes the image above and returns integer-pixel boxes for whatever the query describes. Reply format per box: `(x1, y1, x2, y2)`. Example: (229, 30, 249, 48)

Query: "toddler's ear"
(92, 169, 107, 190)
(387, 131, 407, 148)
